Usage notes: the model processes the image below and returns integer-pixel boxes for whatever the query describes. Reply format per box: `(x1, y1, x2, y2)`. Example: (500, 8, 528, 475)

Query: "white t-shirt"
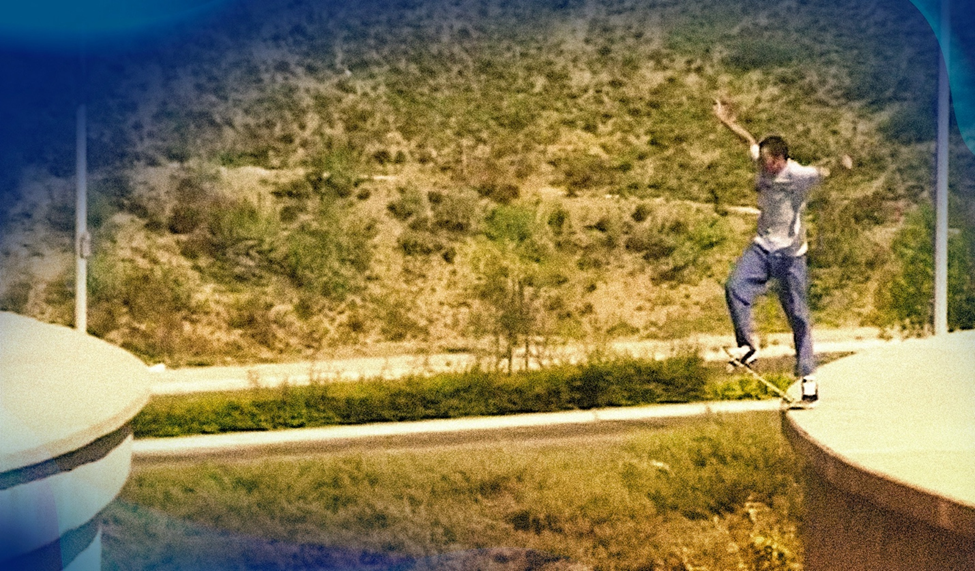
(750, 147, 822, 255)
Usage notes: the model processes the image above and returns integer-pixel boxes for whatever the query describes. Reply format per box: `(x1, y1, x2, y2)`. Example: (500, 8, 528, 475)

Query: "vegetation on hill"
(1, 0, 973, 366)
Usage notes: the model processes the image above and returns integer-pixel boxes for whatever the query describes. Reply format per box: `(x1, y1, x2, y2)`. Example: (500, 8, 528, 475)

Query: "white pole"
(933, 0, 950, 336)
(75, 103, 88, 333)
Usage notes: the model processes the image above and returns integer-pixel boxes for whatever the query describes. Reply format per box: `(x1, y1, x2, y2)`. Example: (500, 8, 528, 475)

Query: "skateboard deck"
(723, 347, 812, 410)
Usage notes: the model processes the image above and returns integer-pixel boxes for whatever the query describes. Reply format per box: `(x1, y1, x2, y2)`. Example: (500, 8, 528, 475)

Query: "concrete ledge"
(0, 313, 150, 570)
(783, 330, 975, 570)
(0, 313, 149, 471)
(786, 412, 975, 538)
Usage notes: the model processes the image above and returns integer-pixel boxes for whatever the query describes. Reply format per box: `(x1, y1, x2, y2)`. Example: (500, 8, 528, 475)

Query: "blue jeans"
(725, 243, 816, 377)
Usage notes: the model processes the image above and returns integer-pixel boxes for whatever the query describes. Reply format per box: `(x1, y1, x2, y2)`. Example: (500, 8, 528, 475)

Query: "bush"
(166, 168, 224, 234)
(567, 352, 709, 408)
(626, 227, 677, 260)
(625, 204, 729, 281)
(552, 152, 620, 196)
(484, 204, 538, 245)
(89, 258, 195, 326)
(0, 278, 32, 313)
(632, 201, 652, 223)
(387, 186, 427, 221)
(271, 177, 314, 200)
(432, 188, 482, 233)
(132, 353, 712, 438)
(279, 220, 374, 300)
(397, 229, 444, 256)
(175, 196, 282, 284)
(723, 36, 801, 71)
(87, 256, 202, 363)
(875, 205, 975, 332)
(547, 205, 570, 235)
(306, 146, 365, 199)
(880, 105, 936, 144)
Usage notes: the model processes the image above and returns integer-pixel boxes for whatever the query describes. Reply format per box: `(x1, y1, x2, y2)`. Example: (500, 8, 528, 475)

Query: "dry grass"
(107, 412, 803, 571)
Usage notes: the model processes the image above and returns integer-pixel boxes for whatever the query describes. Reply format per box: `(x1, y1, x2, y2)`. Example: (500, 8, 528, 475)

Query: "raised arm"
(713, 98, 757, 147)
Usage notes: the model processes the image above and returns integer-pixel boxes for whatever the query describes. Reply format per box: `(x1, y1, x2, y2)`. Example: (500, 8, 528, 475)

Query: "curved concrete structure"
(783, 330, 975, 570)
(1, 312, 150, 571)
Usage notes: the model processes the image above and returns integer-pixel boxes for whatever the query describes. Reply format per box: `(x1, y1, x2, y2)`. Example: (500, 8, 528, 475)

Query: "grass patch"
(133, 353, 795, 438)
(134, 353, 719, 438)
(107, 412, 803, 570)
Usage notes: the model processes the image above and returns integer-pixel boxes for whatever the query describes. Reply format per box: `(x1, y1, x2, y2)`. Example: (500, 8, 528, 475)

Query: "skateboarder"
(713, 99, 850, 406)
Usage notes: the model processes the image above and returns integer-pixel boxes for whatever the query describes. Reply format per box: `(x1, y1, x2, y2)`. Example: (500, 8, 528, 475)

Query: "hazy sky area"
(0, 1, 232, 223)
(0, 0, 972, 235)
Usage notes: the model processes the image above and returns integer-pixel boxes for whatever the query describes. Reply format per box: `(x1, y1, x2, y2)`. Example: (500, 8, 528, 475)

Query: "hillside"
(1, 0, 974, 366)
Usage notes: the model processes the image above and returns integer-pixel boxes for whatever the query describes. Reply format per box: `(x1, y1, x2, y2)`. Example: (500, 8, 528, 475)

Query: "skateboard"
(723, 347, 812, 410)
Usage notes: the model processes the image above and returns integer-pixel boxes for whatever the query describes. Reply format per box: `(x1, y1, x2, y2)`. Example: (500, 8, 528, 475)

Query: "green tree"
(470, 205, 567, 372)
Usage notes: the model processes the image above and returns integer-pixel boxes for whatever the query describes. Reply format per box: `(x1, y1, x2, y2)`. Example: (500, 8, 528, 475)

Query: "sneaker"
(728, 345, 759, 366)
(800, 375, 819, 407)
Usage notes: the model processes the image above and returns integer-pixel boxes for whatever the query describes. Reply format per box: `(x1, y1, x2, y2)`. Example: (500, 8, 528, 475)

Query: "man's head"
(758, 136, 789, 175)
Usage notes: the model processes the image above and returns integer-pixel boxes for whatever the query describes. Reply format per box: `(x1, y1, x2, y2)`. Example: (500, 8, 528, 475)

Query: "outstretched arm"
(714, 98, 855, 172)
(713, 98, 757, 147)
(816, 154, 855, 178)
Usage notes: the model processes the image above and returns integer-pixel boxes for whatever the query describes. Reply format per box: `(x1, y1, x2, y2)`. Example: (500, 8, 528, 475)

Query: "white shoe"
(727, 345, 759, 366)
(800, 376, 819, 407)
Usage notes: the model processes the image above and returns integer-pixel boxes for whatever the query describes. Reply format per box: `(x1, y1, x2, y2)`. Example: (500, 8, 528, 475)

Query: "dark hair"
(758, 136, 789, 160)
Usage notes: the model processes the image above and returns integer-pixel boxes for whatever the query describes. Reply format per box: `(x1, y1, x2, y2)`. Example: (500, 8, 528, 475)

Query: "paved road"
(131, 399, 785, 464)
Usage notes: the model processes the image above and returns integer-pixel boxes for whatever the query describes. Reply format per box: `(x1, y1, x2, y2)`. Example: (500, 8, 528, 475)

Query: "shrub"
(568, 352, 708, 408)
(0, 278, 32, 313)
(277, 207, 376, 300)
(89, 174, 135, 228)
(632, 201, 652, 223)
(206, 198, 278, 254)
(880, 104, 936, 144)
(229, 294, 278, 349)
(626, 204, 729, 280)
(271, 177, 314, 200)
(373, 291, 427, 342)
(131, 353, 712, 438)
(387, 186, 427, 221)
(547, 205, 570, 235)
(167, 171, 220, 235)
(484, 204, 538, 245)
(552, 152, 619, 196)
(306, 146, 365, 199)
(175, 196, 282, 284)
(87, 255, 203, 363)
(397, 229, 444, 256)
(723, 35, 801, 71)
(875, 205, 975, 332)
(476, 182, 520, 204)
(89, 259, 195, 326)
(432, 188, 482, 233)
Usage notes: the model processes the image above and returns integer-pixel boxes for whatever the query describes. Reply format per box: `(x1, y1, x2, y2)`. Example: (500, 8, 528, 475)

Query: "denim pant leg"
(725, 244, 770, 350)
(774, 254, 816, 377)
